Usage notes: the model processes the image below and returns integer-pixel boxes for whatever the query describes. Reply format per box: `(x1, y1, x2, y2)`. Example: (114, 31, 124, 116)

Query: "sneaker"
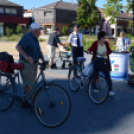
(50, 64, 57, 69)
(92, 89, 100, 93)
(17, 101, 31, 108)
(109, 91, 115, 96)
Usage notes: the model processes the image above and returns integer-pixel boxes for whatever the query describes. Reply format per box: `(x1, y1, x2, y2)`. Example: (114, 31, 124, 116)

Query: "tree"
(16, 26, 23, 35)
(125, 0, 132, 13)
(125, 0, 133, 35)
(129, 20, 133, 27)
(103, 0, 123, 25)
(6, 27, 13, 38)
(62, 26, 68, 35)
(75, 0, 99, 33)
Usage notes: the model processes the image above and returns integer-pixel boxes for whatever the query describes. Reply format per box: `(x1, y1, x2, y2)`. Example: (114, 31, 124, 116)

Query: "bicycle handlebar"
(84, 51, 93, 54)
(33, 59, 49, 70)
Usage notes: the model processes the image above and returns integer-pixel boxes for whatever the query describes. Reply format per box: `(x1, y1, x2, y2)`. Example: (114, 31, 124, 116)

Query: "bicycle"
(68, 51, 109, 104)
(0, 60, 70, 128)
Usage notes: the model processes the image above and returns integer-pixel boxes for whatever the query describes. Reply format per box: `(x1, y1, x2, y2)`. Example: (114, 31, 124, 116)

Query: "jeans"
(71, 46, 83, 76)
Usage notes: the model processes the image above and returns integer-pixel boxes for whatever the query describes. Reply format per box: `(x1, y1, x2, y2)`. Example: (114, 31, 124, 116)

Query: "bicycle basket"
(0, 61, 14, 73)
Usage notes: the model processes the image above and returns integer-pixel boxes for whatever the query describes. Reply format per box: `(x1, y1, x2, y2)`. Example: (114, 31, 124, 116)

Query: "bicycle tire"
(0, 73, 15, 111)
(68, 66, 81, 91)
(88, 75, 109, 104)
(33, 83, 70, 128)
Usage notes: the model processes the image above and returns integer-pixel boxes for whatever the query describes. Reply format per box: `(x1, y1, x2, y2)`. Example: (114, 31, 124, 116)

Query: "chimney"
(57, 0, 62, 1)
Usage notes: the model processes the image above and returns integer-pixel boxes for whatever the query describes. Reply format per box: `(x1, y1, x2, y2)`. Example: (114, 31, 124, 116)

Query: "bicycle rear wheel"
(0, 74, 15, 111)
(33, 83, 70, 128)
(68, 67, 81, 91)
(88, 75, 109, 104)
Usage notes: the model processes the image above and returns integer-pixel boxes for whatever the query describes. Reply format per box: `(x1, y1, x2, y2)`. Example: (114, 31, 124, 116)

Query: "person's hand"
(25, 56, 33, 64)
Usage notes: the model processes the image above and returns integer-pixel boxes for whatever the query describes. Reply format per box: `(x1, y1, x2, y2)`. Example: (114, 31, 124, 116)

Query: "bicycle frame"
(3, 68, 51, 102)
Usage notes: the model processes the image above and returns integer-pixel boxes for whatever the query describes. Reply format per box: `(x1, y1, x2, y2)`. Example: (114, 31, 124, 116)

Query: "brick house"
(33, 0, 78, 35)
(0, 0, 31, 36)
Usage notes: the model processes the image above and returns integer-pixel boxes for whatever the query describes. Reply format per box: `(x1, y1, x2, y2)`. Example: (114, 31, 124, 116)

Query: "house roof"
(38, 1, 132, 19)
(99, 8, 132, 19)
(23, 10, 32, 13)
(39, 1, 78, 10)
(0, 0, 23, 7)
(116, 13, 132, 19)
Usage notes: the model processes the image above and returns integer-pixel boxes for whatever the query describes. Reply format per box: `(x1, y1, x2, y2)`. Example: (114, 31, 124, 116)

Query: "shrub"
(38, 38, 45, 42)
(126, 33, 133, 41)
(16, 26, 23, 35)
(11, 34, 21, 41)
(62, 26, 68, 35)
(19, 33, 24, 37)
(6, 27, 13, 37)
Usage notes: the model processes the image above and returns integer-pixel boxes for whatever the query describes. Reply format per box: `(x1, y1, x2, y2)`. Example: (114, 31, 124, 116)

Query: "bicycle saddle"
(76, 57, 86, 63)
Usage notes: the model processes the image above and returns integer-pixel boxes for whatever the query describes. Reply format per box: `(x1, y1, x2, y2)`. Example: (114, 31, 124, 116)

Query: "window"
(0, 7, 4, 13)
(5, 8, 17, 14)
(44, 11, 52, 16)
(11, 8, 17, 14)
(69, 14, 76, 19)
(112, 29, 114, 35)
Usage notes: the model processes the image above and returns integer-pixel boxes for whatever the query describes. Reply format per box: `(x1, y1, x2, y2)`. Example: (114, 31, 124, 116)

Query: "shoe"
(92, 89, 99, 93)
(31, 107, 44, 115)
(109, 91, 115, 96)
(17, 101, 31, 108)
(50, 64, 57, 69)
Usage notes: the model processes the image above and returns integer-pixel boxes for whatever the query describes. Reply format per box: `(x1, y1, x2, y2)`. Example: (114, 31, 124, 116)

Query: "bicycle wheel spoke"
(34, 84, 70, 127)
(69, 67, 80, 91)
(88, 75, 109, 104)
(0, 94, 13, 103)
(0, 74, 14, 111)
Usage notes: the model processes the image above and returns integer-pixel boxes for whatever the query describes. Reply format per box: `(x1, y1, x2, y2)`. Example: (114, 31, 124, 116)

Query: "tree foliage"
(62, 26, 68, 35)
(103, 0, 123, 25)
(16, 26, 23, 35)
(6, 27, 13, 37)
(75, 0, 99, 29)
(125, 0, 133, 27)
(125, 0, 132, 13)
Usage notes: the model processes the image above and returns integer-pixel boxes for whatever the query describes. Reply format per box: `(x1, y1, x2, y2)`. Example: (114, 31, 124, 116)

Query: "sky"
(10, 0, 127, 10)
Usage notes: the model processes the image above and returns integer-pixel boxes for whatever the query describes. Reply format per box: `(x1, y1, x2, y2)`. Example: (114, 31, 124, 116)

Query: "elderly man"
(16, 22, 45, 108)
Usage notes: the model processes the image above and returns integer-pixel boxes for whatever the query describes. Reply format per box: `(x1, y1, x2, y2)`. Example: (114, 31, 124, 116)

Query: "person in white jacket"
(116, 31, 130, 52)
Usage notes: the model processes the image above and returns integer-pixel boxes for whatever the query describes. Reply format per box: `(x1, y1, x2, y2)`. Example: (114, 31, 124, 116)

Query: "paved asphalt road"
(0, 54, 134, 134)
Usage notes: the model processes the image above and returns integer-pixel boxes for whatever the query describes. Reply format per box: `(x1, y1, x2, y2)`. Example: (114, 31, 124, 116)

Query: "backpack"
(93, 57, 109, 72)
(0, 52, 14, 63)
(0, 52, 14, 73)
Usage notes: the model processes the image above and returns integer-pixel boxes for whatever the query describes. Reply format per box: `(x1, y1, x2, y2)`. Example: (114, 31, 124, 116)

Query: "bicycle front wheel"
(33, 83, 70, 128)
(0, 74, 15, 111)
(68, 67, 81, 91)
(88, 75, 109, 104)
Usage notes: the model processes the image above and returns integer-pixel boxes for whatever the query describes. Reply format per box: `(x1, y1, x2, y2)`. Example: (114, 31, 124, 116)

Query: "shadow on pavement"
(0, 78, 134, 134)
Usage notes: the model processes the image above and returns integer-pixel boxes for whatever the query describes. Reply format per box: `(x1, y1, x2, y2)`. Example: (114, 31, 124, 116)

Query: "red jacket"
(88, 40, 112, 70)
